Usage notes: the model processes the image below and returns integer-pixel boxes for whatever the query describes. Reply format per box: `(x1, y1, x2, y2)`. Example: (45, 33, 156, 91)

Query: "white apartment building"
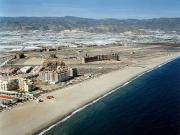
(0, 79, 19, 91)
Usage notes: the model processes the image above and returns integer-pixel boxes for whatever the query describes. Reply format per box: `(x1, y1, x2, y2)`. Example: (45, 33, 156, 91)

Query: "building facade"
(82, 54, 120, 63)
(18, 78, 35, 92)
(0, 79, 19, 91)
(39, 67, 78, 84)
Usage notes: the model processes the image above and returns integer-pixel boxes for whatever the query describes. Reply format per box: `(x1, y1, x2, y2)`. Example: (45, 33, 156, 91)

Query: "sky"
(0, 0, 180, 19)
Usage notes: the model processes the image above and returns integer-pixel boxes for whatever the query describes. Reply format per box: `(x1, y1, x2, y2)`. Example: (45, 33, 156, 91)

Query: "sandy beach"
(0, 53, 179, 135)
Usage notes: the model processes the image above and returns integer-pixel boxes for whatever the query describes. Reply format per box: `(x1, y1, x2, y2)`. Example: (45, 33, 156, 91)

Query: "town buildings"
(18, 78, 35, 92)
(19, 66, 32, 74)
(82, 54, 120, 63)
(0, 67, 19, 75)
(39, 67, 78, 84)
(30, 66, 44, 74)
(0, 77, 35, 93)
(0, 78, 19, 91)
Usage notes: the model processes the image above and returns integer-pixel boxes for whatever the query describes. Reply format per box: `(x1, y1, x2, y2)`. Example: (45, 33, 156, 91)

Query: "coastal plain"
(0, 45, 180, 135)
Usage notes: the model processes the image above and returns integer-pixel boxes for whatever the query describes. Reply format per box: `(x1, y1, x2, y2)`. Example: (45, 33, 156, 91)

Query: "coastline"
(39, 54, 180, 135)
(0, 53, 179, 135)
(39, 55, 180, 135)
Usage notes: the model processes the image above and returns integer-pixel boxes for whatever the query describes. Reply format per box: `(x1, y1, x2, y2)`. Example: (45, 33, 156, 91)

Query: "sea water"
(44, 58, 180, 135)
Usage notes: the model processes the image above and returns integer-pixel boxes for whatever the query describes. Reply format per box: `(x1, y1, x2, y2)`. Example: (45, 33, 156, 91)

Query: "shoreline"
(39, 55, 180, 135)
(0, 54, 179, 135)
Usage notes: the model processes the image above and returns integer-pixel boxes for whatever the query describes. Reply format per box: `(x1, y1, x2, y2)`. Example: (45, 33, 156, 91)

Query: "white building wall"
(0, 80, 8, 91)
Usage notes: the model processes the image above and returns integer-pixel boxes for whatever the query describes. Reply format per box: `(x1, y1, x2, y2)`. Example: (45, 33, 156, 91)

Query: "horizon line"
(0, 16, 180, 20)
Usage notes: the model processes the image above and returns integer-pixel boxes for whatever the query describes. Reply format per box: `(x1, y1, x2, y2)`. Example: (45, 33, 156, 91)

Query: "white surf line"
(39, 56, 179, 135)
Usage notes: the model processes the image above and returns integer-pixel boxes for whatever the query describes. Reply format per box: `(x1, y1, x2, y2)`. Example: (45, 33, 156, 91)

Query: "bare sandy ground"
(24, 57, 44, 65)
(0, 53, 179, 135)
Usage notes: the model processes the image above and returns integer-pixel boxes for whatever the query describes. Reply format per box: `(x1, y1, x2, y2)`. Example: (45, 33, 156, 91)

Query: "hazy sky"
(0, 0, 180, 19)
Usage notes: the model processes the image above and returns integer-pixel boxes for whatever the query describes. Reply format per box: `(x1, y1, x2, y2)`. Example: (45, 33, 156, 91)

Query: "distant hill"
(0, 16, 180, 33)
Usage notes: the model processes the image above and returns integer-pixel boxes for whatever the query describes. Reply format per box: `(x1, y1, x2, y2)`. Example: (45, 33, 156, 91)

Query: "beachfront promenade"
(0, 53, 179, 135)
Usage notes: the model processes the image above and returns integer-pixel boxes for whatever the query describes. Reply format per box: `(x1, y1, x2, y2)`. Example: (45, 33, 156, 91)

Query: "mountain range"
(0, 16, 180, 33)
